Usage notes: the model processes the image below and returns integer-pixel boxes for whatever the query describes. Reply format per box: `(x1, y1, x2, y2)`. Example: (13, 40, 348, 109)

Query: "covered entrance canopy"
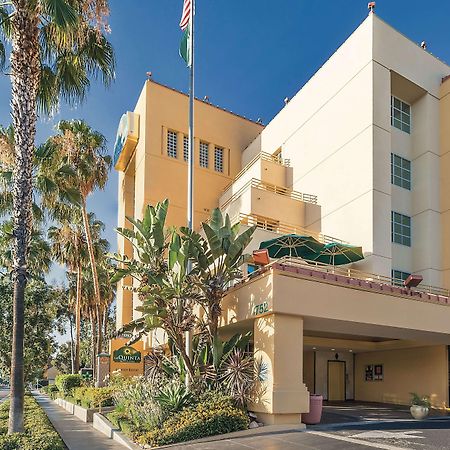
(219, 260, 450, 424)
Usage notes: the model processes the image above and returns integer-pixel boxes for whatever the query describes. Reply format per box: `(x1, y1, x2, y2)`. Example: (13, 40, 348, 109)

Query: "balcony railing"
(237, 213, 346, 244)
(221, 178, 317, 209)
(250, 257, 449, 299)
(222, 151, 290, 194)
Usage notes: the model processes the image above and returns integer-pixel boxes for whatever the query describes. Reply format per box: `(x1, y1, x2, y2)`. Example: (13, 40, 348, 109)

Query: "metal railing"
(237, 213, 346, 244)
(220, 178, 318, 209)
(265, 257, 450, 298)
(222, 151, 290, 194)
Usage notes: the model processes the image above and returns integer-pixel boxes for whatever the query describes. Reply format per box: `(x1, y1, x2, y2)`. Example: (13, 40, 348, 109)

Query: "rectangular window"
(200, 141, 209, 168)
(391, 211, 411, 246)
(391, 96, 411, 134)
(391, 269, 411, 286)
(167, 130, 177, 158)
(214, 146, 224, 173)
(183, 135, 189, 162)
(391, 153, 411, 190)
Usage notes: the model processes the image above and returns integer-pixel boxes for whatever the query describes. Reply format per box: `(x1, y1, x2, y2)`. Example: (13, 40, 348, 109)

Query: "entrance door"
(328, 361, 345, 401)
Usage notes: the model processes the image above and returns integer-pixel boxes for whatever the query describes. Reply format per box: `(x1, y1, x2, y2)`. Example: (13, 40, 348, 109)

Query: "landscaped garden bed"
(0, 393, 65, 450)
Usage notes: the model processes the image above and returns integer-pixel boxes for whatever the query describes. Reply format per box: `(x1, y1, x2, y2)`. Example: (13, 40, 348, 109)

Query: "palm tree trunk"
(8, 2, 40, 434)
(96, 304, 103, 356)
(90, 310, 96, 379)
(81, 202, 103, 354)
(75, 267, 82, 373)
(68, 313, 75, 374)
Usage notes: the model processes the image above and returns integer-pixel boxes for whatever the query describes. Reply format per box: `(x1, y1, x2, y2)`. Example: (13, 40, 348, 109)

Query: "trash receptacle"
(302, 394, 323, 424)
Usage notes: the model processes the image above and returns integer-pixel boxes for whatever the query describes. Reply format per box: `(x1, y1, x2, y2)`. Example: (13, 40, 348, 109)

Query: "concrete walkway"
(33, 393, 125, 450)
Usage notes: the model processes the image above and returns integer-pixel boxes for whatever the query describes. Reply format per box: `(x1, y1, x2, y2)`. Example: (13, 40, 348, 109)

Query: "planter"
(410, 405, 429, 420)
(302, 394, 323, 425)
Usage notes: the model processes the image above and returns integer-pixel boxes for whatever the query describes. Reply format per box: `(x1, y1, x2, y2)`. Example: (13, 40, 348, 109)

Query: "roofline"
(145, 79, 265, 127)
(372, 13, 450, 70)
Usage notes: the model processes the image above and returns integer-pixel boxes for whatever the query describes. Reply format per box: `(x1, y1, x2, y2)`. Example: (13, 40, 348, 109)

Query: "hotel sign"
(113, 111, 140, 171)
(113, 346, 142, 364)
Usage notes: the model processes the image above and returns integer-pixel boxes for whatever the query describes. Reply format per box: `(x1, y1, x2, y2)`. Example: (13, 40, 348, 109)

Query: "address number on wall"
(252, 302, 269, 316)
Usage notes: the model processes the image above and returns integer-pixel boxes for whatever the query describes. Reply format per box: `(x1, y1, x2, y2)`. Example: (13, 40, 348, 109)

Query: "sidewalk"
(33, 393, 125, 450)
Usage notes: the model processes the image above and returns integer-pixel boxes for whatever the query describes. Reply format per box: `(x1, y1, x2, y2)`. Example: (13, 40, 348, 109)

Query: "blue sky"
(1, 0, 450, 282)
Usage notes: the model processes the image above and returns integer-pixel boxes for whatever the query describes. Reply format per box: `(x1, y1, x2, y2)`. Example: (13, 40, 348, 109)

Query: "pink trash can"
(302, 394, 323, 424)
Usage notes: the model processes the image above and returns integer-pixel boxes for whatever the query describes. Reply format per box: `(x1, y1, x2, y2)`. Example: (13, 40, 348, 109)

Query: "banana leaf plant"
(110, 200, 200, 380)
(181, 208, 256, 341)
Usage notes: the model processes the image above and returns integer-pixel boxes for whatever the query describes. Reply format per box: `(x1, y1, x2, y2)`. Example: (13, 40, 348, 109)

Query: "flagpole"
(185, 0, 195, 388)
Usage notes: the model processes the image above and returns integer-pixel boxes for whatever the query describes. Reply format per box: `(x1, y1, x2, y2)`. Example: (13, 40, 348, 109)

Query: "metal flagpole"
(185, 0, 195, 388)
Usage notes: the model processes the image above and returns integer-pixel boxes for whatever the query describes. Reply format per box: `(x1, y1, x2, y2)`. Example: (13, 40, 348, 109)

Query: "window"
(200, 141, 209, 168)
(391, 269, 411, 286)
(167, 130, 177, 158)
(391, 153, 411, 190)
(214, 146, 224, 172)
(391, 96, 411, 133)
(391, 211, 411, 246)
(183, 135, 189, 162)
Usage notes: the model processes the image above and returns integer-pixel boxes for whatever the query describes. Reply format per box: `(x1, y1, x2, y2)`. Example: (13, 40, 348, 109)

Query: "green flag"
(180, 23, 191, 67)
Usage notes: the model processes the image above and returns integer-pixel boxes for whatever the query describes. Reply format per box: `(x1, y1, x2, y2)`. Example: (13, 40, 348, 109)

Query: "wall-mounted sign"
(365, 364, 383, 381)
(113, 111, 140, 171)
(113, 346, 142, 364)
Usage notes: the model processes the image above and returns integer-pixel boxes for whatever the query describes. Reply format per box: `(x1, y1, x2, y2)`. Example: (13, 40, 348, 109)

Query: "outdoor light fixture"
(404, 274, 423, 289)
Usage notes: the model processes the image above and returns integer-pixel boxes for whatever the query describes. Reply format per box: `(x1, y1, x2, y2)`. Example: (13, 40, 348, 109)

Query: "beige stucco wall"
(355, 345, 448, 407)
(440, 78, 450, 289)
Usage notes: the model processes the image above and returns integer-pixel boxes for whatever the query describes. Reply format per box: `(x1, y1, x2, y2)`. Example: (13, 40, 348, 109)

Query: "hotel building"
(113, 12, 450, 424)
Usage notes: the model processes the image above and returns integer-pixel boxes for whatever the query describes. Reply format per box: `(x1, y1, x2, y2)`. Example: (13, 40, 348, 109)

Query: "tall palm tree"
(0, 1, 114, 433)
(52, 120, 111, 358)
(48, 217, 87, 373)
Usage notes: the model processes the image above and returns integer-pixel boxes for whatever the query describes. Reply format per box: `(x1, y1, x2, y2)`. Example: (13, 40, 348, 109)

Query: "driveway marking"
(350, 431, 424, 440)
(308, 431, 412, 450)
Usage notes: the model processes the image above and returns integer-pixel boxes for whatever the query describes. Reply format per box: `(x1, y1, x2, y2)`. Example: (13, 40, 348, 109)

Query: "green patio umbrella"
(303, 242, 364, 266)
(259, 234, 324, 259)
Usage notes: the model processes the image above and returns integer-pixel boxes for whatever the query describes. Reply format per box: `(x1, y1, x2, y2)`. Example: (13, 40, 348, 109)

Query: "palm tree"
(48, 218, 87, 373)
(52, 120, 111, 357)
(0, 1, 114, 432)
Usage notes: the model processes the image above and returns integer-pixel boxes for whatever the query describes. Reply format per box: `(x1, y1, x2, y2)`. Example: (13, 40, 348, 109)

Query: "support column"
(250, 313, 309, 425)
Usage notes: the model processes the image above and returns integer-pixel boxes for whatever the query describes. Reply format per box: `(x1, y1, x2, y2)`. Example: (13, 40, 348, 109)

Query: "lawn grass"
(0, 393, 66, 449)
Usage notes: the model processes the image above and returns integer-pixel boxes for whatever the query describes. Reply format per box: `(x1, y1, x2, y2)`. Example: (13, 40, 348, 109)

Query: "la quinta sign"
(113, 346, 142, 364)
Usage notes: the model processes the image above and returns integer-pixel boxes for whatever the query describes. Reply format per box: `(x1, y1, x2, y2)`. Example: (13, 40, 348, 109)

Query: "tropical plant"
(154, 382, 194, 416)
(410, 393, 431, 408)
(0, 0, 114, 432)
(184, 208, 256, 341)
(51, 120, 112, 360)
(111, 200, 200, 381)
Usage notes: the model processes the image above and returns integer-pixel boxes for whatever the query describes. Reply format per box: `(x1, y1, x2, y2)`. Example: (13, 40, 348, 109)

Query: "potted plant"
(410, 393, 430, 419)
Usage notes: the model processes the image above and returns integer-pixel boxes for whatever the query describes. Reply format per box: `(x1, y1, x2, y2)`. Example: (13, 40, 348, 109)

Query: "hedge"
(137, 393, 249, 447)
(55, 374, 83, 396)
(0, 394, 65, 450)
(72, 386, 114, 409)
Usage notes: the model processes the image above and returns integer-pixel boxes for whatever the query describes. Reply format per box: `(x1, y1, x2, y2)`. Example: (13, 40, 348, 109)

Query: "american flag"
(179, 0, 191, 31)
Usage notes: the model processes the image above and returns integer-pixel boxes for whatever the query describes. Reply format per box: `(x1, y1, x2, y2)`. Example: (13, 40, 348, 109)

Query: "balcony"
(237, 213, 344, 244)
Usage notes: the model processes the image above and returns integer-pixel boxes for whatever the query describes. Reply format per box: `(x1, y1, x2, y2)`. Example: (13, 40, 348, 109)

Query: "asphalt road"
(173, 418, 450, 449)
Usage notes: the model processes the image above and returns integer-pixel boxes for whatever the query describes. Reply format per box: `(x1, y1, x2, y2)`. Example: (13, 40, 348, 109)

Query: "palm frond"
(40, 0, 78, 29)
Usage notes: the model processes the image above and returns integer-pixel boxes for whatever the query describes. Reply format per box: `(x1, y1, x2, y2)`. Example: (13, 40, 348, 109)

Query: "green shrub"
(72, 386, 114, 409)
(55, 374, 83, 396)
(0, 394, 65, 450)
(137, 392, 249, 446)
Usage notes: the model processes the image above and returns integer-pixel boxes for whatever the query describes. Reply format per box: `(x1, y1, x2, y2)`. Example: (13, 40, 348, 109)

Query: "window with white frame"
(391, 96, 411, 133)
(391, 211, 411, 247)
(391, 269, 411, 286)
(183, 135, 189, 162)
(214, 146, 224, 172)
(391, 153, 411, 190)
(200, 141, 209, 168)
(167, 130, 177, 158)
